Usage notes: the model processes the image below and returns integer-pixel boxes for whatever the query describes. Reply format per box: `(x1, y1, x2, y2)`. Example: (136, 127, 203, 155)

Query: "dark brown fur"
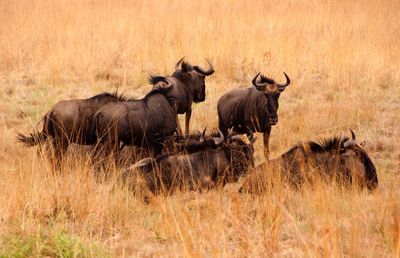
(92, 79, 178, 165)
(217, 72, 290, 159)
(123, 134, 255, 196)
(17, 92, 129, 168)
(150, 58, 215, 135)
(240, 131, 378, 193)
(157, 129, 223, 155)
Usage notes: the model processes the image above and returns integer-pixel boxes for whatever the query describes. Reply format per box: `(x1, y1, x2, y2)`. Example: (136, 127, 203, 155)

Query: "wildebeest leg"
(176, 114, 183, 135)
(172, 103, 182, 135)
(52, 136, 68, 171)
(185, 109, 192, 135)
(91, 141, 105, 167)
(263, 127, 271, 160)
(109, 128, 121, 167)
(218, 116, 228, 136)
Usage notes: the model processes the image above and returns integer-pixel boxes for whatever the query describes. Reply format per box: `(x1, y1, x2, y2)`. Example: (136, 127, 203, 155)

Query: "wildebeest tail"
(17, 131, 47, 146)
(17, 113, 50, 146)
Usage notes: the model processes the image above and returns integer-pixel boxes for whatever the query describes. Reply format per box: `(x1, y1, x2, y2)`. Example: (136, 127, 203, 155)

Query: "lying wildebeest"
(93, 78, 178, 164)
(240, 130, 378, 193)
(157, 127, 222, 155)
(17, 91, 130, 168)
(152, 57, 215, 134)
(123, 130, 256, 196)
(217, 72, 290, 159)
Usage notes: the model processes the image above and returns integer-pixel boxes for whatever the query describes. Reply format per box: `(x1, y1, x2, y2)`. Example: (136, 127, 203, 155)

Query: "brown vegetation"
(1, 0, 399, 256)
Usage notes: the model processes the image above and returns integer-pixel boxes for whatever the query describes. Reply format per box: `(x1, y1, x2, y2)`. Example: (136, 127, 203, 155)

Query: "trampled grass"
(0, 0, 399, 256)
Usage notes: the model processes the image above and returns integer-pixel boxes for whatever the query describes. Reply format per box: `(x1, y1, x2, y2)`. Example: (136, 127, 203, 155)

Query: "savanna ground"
(0, 0, 399, 256)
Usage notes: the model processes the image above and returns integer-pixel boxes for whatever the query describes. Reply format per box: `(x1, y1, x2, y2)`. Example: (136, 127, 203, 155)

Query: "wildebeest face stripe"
(360, 150, 378, 188)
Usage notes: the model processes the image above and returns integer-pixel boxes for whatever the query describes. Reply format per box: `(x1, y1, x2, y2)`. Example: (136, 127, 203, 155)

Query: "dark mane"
(308, 136, 349, 153)
(90, 91, 136, 102)
(149, 75, 167, 85)
(110, 91, 136, 102)
(89, 92, 114, 100)
(259, 74, 275, 84)
(283, 135, 350, 155)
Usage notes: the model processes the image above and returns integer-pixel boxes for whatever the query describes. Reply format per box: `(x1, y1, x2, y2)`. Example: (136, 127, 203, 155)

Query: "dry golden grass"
(1, 0, 400, 256)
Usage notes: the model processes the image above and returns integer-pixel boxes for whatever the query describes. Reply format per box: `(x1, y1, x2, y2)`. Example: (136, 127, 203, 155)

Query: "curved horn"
(343, 139, 356, 148)
(252, 72, 269, 90)
(175, 57, 185, 70)
(213, 129, 225, 145)
(193, 59, 215, 76)
(350, 129, 356, 140)
(342, 129, 357, 148)
(227, 126, 235, 137)
(276, 72, 291, 91)
(133, 157, 153, 169)
(231, 135, 242, 140)
(200, 127, 207, 143)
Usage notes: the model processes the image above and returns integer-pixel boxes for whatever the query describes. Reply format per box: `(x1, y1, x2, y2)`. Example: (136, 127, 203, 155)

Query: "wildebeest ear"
(153, 79, 174, 92)
(231, 135, 243, 140)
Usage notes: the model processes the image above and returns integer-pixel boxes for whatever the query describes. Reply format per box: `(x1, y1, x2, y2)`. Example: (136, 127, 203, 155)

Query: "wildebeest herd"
(18, 58, 378, 197)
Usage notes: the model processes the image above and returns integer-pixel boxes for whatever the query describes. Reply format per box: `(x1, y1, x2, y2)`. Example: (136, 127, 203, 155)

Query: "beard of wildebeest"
(17, 92, 129, 169)
(92, 78, 178, 167)
(217, 72, 290, 159)
(162, 57, 214, 135)
(123, 132, 256, 196)
(240, 130, 379, 194)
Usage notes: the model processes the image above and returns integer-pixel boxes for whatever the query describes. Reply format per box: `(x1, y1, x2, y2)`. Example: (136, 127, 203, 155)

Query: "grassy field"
(1, 0, 400, 256)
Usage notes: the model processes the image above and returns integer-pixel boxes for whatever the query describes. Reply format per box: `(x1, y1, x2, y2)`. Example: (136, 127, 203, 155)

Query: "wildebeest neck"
(360, 150, 378, 189)
(172, 71, 194, 94)
(238, 89, 270, 132)
(90, 91, 136, 102)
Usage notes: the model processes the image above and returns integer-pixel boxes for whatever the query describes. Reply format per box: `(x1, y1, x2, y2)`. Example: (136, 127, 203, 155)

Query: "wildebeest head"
(173, 57, 215, 103)
(252, 72, 290, 125)
(218, 129, 256, 182)
(337, 130, 378, 190)
(306, 129, 378, 190)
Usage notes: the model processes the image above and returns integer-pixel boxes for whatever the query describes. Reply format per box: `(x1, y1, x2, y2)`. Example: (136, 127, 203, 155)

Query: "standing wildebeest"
(240, 130, 378, 193)
(17, 92, 130, 168)
(157, 57, 215, 134)
(217, 72, 290, 159)
(92, 78, 178, 164)
(123, 130, 256, 195)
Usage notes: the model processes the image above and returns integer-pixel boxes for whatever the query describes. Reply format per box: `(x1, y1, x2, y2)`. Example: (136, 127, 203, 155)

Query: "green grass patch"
(0, 229, 111, 258)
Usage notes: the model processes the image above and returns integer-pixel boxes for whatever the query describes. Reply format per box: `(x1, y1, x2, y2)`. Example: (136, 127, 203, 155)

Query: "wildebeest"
(157, 127, 221, 155)
(92, 78, 178, 164)
(123, 130, 256, 195)
(153, 57, 215, 134)
(217, 72, 290, 159)
(17, 92, 130, 168)
(240, 130, 378, 193)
